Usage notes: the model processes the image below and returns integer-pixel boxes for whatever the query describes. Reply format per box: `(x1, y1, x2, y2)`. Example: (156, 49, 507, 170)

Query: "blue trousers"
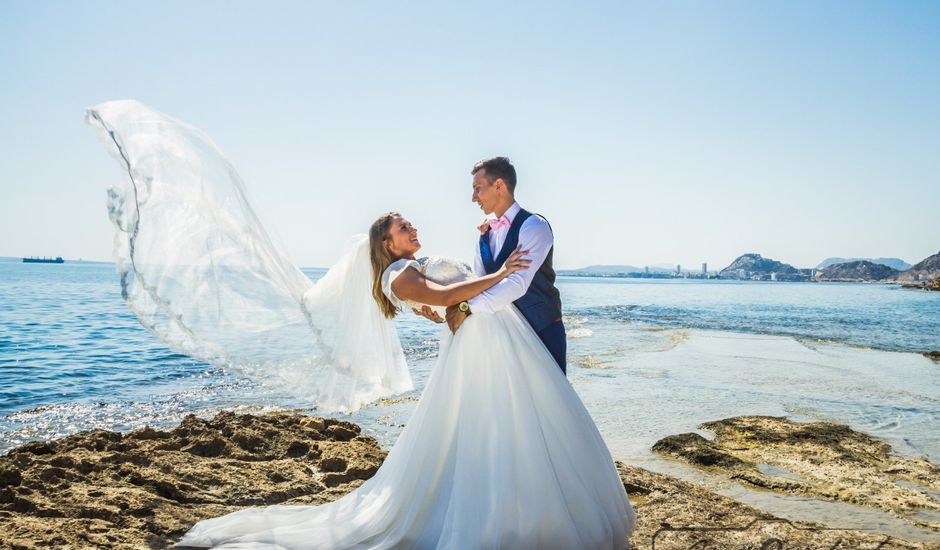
(536, 319, 567, 375)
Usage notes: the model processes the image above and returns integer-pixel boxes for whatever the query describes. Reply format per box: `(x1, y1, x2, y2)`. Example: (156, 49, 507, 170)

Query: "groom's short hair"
(472, 157, 516, 194)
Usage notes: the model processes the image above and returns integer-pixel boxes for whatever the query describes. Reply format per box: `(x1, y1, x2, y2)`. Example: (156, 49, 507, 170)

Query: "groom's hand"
(412, 306, 444, 324)
(445, 305, 468, 334)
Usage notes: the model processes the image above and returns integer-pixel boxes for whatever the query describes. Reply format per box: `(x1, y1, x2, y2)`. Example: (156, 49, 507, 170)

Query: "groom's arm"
(472, 242, 486, 276)
(467, 216, 553, 314)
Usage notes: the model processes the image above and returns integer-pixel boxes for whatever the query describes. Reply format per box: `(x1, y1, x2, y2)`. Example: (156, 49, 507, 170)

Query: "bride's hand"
(500, 247, 531, 277)
(412, 305, 444, 324)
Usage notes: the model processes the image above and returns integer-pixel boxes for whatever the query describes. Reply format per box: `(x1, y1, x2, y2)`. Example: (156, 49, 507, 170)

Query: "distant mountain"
(561, 264, 672, 275)
(719, 253, 802, 280)
(897, 250, 940, 283)
(816, 257, 911, 271)
(816, 260, 899, 282)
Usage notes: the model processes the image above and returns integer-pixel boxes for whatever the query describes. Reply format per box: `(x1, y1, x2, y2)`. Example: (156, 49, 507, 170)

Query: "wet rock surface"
(653, 415, 940, 536)
(1, 411, 937, 549)
(618, 462, 935, 549)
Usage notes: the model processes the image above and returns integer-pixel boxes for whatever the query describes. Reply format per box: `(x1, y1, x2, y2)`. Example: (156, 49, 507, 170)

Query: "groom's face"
(472, 170, 500, 215)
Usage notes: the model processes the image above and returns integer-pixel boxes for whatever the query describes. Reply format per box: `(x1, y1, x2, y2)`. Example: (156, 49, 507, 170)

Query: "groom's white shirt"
(469, 202, 554, 315)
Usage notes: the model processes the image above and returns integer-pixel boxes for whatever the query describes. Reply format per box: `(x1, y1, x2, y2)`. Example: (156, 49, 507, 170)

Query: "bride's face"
(386, 216, 421, 259)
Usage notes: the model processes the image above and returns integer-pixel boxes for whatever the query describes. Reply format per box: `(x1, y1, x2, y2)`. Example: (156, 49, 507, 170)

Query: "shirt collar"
(502, 202, 521, 223)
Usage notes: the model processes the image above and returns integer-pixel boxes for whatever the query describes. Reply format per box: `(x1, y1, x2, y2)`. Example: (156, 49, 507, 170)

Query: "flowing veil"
(85, 100, 412, 412)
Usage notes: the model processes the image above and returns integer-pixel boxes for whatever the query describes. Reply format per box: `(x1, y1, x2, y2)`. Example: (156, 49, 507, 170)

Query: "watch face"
(459, 302, 469, 312)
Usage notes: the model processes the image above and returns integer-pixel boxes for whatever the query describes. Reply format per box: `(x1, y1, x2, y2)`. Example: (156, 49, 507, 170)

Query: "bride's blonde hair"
(370, 211, 402, 319)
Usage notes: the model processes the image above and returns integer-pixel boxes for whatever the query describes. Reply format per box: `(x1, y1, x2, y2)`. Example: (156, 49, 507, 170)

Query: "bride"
(85, 100, 636, 549)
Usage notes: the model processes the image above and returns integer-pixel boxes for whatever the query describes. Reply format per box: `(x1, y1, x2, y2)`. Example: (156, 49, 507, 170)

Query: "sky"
(1, 1, 938, 270)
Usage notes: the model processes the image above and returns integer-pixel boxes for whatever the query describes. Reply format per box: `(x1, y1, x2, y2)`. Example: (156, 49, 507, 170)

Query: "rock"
(126, 426, 168, 441)
(318, 456, 347, 472)
(11, 442, 54, 456)
(902, 279, 940, 291)
(285, 441, 310, 458)
(0, 467, 21, 488)
(652, 415, 940, 534)
(651, 433, 748, 469)
(0, 411, 386, 549)
(616, 462, 933, 549)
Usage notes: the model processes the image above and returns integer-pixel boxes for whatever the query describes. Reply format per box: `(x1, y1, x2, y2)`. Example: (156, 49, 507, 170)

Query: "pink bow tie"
(488, 216, 511, 231)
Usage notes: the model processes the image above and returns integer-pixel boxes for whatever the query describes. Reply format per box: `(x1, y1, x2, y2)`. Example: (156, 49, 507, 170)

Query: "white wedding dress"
(178, 257, 636, 549)
(84, 100, 636, 549)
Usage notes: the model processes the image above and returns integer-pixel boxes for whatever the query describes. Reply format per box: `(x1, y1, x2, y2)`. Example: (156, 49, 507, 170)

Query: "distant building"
(676, 264, 681, 275)
(702, 263, 707, 276)
(645, 266, 649, 274)
(771, 272, 777, 281)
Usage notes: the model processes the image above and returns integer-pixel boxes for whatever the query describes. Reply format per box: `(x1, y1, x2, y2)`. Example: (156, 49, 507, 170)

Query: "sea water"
(2, 257, 938, 466)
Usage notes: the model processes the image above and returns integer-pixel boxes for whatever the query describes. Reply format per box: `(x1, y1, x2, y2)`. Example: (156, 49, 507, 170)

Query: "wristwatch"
(458, 301, 472, 315)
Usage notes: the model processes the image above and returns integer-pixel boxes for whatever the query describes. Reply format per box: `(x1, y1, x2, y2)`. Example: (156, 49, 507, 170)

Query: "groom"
(446, 157, 566, 374)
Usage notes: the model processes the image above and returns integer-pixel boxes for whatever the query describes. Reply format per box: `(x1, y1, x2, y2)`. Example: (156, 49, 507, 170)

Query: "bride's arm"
(392, 248, 530, 307)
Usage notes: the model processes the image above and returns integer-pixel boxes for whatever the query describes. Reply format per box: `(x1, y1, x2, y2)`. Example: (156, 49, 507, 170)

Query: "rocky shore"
(903, 278, 940, 292)
(653, 416, 940, 542)
(2, 411, 938, 549)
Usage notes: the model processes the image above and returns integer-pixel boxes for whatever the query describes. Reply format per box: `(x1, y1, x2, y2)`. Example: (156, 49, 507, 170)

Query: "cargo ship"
(22, 256, 65, 264)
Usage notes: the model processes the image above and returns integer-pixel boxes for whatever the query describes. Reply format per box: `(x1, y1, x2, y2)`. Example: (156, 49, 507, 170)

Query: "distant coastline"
(562, 249, 940, 289)
(558, 270, 677, 280)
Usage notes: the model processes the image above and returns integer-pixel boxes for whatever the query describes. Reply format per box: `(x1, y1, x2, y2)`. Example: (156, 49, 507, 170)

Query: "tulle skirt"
(178, 307, 636, 549)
